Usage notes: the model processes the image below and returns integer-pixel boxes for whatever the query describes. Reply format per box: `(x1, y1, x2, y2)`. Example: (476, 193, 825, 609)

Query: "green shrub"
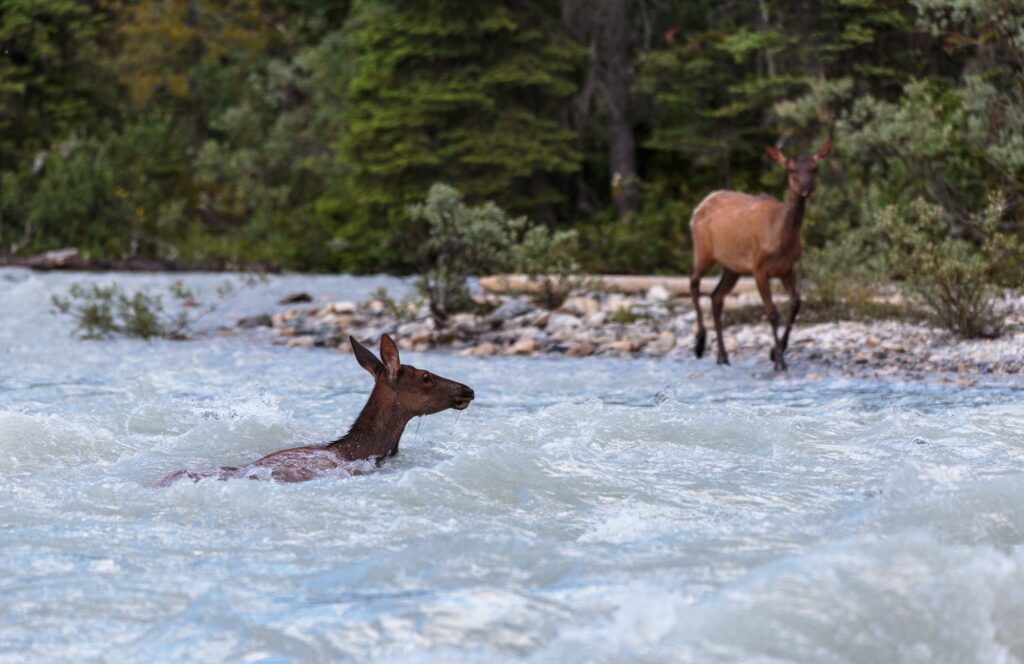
(409, 183, 579, 326)
(508, 225, 581, 309)
(880, 194, 1021, 338)
(51, 277, 259, 340)
(801, 227, 887, 321)
(52, 283, 184, 340)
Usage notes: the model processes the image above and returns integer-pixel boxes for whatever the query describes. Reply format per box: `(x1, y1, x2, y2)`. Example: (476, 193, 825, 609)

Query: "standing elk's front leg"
(755, 272, 787, 371)
(711, 270, 740, 365)
(779, 271, 801, 354)
(690, 265, 710, 359)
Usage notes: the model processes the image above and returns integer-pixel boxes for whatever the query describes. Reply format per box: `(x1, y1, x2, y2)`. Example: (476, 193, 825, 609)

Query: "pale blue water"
(1, 269, 1023, 662)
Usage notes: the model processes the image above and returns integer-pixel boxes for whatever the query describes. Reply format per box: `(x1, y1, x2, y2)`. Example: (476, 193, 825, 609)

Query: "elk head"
(350, 335, 475, 415)
(766, 141, 832, 198)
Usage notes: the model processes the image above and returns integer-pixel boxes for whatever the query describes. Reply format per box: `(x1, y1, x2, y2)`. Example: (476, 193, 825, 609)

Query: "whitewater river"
(1, 269, 1022, 663)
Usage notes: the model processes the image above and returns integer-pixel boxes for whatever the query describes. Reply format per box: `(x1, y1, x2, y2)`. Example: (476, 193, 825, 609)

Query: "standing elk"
(689, 141, 832, 371)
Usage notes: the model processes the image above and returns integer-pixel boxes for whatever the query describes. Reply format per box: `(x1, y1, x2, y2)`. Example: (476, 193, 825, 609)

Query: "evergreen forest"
(2, 0, 1022, 276)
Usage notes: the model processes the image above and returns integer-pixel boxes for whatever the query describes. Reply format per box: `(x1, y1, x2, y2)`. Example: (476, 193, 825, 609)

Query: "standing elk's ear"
(812, 141, 833, 164)
(379, 334, 401, 383)
(765, 145, 787, 167)
(351, 336, 383, 376)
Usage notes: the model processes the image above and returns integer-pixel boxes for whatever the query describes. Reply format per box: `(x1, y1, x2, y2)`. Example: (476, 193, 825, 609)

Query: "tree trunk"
(599, 0, 639, 217)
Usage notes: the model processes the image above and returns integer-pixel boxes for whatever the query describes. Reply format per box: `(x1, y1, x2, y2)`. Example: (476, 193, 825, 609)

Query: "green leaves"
(410, 183, 579, 324)
(879, 194, 1020, 338)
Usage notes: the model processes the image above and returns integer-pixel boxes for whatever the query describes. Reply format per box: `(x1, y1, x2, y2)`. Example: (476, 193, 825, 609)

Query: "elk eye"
(422, 373, 432, 385)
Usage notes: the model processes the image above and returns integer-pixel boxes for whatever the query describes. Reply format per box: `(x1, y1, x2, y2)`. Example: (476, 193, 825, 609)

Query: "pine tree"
(331, 0, 583, 272)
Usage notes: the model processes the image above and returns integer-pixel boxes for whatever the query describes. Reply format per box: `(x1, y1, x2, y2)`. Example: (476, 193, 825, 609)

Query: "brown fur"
(157, 335, 474, 486)
(689, 141, 832, 371)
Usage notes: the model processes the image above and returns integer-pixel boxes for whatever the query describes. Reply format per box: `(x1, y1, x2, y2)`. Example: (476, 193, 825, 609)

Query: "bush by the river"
(52, 278, 256, 340)
(410, 184, 578, 327)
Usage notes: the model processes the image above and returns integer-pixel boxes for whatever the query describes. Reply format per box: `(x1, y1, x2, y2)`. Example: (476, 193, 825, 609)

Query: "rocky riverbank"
(251, 287, 1024, 381)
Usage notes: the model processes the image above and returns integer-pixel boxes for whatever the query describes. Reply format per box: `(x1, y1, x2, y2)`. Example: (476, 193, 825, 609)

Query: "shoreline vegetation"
(249, 277, 1024, 384)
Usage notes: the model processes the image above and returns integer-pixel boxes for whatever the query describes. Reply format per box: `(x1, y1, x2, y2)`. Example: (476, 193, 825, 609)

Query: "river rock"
(546, 313, 581, 333)
(645, 331, 677, 356)
(279, 292, 313, 305)
(487, 297, 533, 325)
(237, 314, 272, 329)
(476, 342, 501, 356)
(565, 342, 594, 357)
(507, 336, 536, 355)
(646, 284, 670, 303)
(329, 301, 357, 314)
(603, 339, 636, 355)
(561, 296, 600, 317)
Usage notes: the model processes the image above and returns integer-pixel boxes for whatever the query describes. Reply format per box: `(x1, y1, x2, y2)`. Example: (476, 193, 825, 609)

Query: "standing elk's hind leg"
(779, 271, 801, 354)
(690, 266, 710, 359)
(711, 270, 740, 365)
(755, 272, 786, 371)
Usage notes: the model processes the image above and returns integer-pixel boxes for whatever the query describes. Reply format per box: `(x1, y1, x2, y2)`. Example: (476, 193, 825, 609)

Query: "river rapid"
(1, 269, 1023, 663)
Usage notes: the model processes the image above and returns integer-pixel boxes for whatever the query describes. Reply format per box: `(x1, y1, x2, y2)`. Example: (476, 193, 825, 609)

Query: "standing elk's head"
(350, 335, 475, 416)
(765, 141, 832, 198)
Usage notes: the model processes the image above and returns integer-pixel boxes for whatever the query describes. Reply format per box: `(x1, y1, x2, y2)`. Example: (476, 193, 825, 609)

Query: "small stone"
(646, 284, 670, 303)
(473, 342, 500, 357)
(237, 314, 272, 329)
(329, 301, 357, 314)
(278, 292, 313, 305)
(565, 342, 594, 357)
(487, 297, 533, 325)
(546, 313, 581, 333)
(286, 336, 316, 347)
(645, 330, 677, 356)
(506, 336, 536, 355)
(561, 296, 600, 317)
(604, 339, 636, 355)
(272, 311, 299, 326)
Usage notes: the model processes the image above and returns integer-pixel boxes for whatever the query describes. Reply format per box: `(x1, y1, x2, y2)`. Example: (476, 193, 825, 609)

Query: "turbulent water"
(1, 269, 1023, 663)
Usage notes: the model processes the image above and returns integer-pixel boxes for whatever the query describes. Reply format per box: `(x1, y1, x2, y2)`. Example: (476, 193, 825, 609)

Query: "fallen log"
(0, 248, 279, 273)
(479, 273, 759, 297)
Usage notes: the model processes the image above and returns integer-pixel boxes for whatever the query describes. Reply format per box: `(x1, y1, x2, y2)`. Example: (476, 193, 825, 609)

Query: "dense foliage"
(2, 0, 1022, 285)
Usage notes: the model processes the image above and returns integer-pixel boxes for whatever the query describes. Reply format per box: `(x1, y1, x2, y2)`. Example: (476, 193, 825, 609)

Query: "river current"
(1, 269, 1022, 663)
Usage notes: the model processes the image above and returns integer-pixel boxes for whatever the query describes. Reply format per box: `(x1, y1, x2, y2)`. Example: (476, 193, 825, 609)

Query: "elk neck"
(328, 381, 413, 461)
(775, 185, 808, 244)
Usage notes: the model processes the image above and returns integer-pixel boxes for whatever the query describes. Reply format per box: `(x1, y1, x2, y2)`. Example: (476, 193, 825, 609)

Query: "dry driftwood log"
(479, 274, 759, 297)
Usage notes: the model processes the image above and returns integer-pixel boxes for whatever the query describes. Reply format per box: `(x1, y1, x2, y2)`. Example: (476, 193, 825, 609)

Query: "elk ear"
(379, 334, 400, 382)
(765, 145, 787, 167)
(812, 141, 833, 163)
(350, 336, 383, 376)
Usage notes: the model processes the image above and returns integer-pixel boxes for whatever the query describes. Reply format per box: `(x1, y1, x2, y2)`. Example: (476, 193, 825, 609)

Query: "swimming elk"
(689, 141, 832, 371)
(158, 334, 474, 485)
